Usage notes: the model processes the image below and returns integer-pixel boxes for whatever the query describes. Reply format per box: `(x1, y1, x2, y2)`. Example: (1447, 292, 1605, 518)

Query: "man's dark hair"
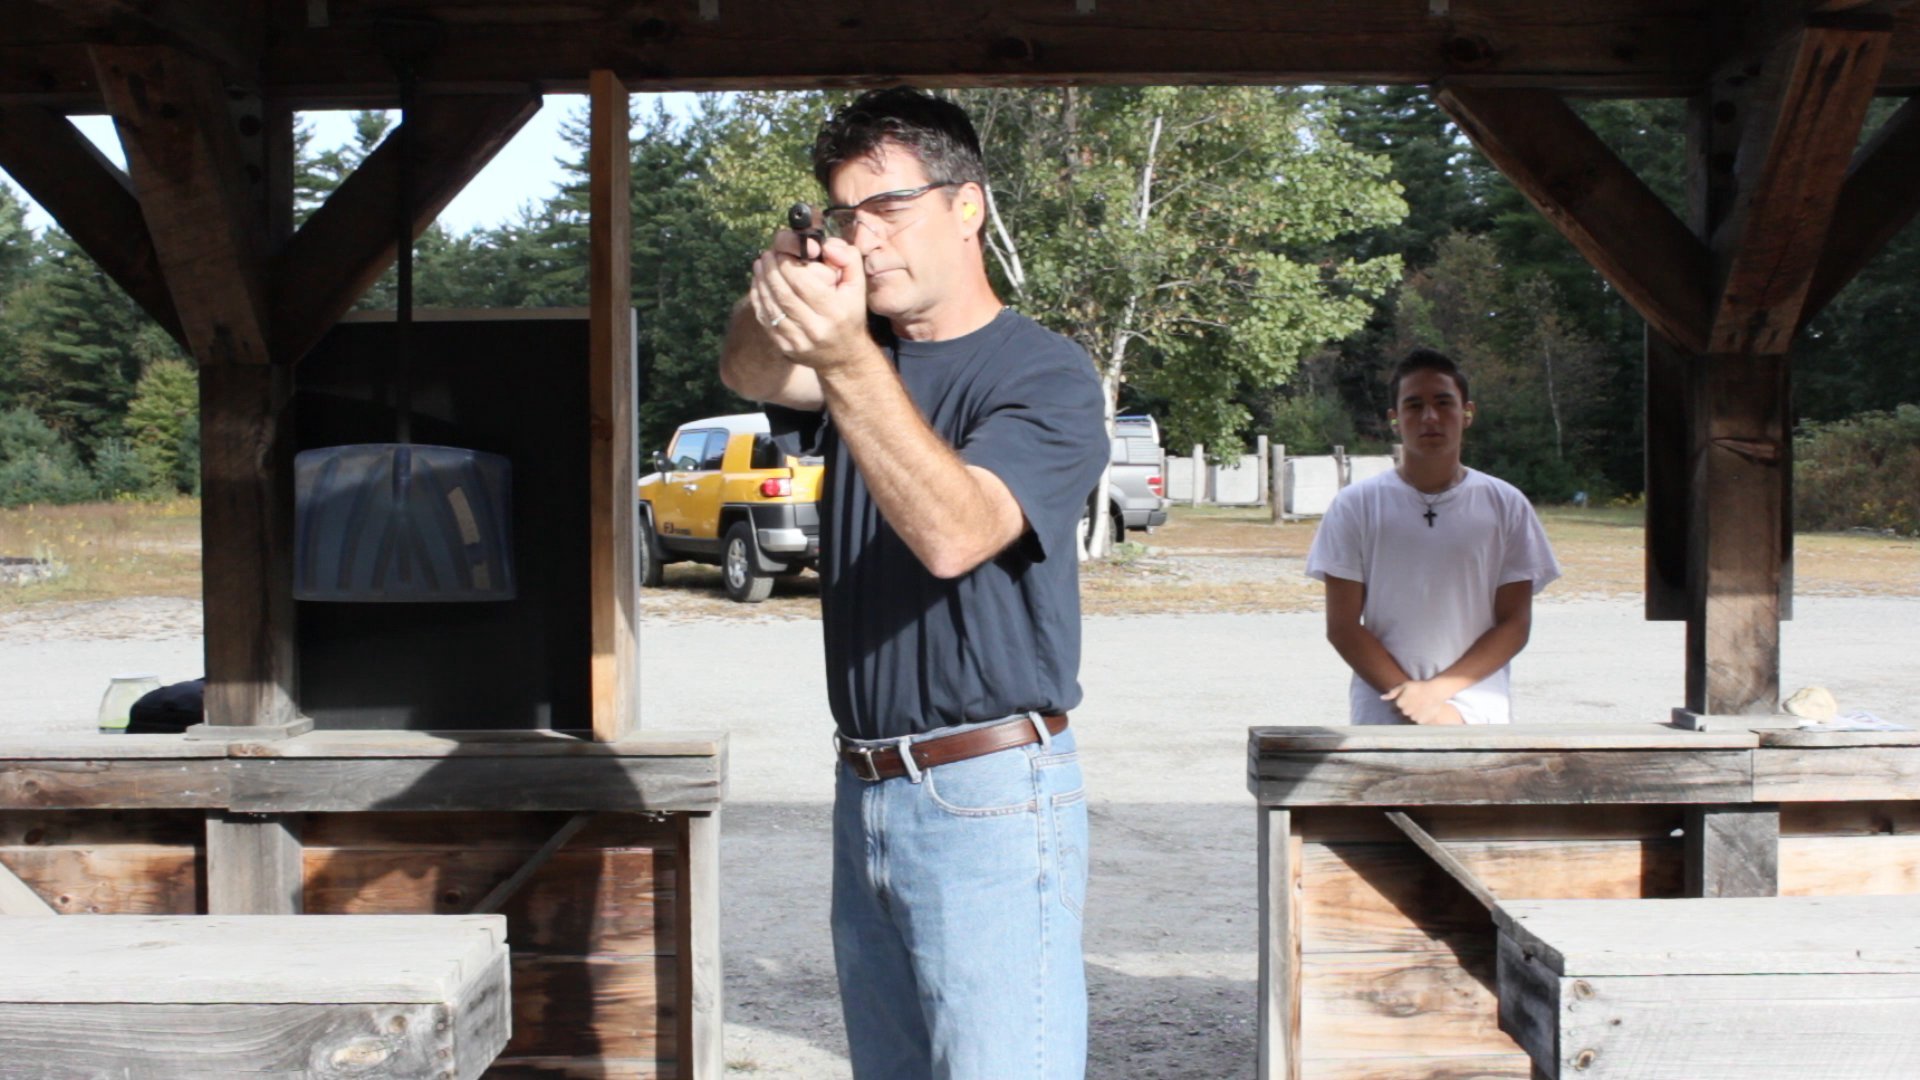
(812, 88, 989, 193)
(1389, 347, 1469, 405)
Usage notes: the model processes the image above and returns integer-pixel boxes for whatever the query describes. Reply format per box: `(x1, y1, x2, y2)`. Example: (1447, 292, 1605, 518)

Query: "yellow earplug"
(961, 203, 978, 220)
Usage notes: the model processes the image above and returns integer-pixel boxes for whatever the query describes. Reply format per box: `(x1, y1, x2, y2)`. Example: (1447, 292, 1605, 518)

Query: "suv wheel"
(638, 512, 664, 588)
(723, 522, 775, 603)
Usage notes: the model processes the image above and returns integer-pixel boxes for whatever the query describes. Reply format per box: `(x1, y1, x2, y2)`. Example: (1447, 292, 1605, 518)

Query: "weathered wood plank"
(1304, 1055, 1533, 1080)
(0, 738, 229, 760)
(488, 1061, 669, 1080)
(1296, 805, 1685, 844)
(0, 845, 199, 914)
(677, 811, 720, 1080)
(1781, 801, 1920, 837)
(300, 808, 677, 849)
(0, 808, 205, 846)
(506, 955, 672, 1060)
(1803, 95, 1920, 322)
(228, 729, 726, 758)
(1436, 86, 1711, 355)
(1781, 834, 1920, 895)
(1497, 895, 1920, 976)
(1301, 948, 1522, 1060)
(1249, 724, 1756, 752)
(1684, 805, 1779, 897)
(206, 810, 302, 914)
(1754, 746, 1920, 800)
(589, 68, 640, 744)
(0, 1001, 455, 1078)
(1302, 839, 1681, 954)
(473, 812, 594, 915)
(1759, 726, 1920, 748)
(269, 90, 541, 364)
(0, 914, 506, 1001)
(1495, 933, 1561, 1078)
(305, 846, 670, 955)
(1709, 18, 1892, 354)
(1554, 972, 1920, 1078)
(0, 761, 230, 810)
(1259, 809, 1302, 1080)
(230, 756, 723, 812)
(1251, 750, 1753, 806)
(0, 104, 184, 344)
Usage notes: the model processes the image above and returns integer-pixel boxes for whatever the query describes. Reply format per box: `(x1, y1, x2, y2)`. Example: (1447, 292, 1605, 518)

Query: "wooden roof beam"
(94, 44, 271, 366)
(0, 104, 184, 346)
(1708, 16, 1892, 354)
(1437, 85, 1713, 356)
(270, 89, 541, 365)
(1801, 94, 1920, 323)
(25, 0, 259, 80)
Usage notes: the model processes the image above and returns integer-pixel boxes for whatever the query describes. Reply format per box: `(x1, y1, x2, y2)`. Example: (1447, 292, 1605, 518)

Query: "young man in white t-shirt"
(1306, 349, 1561, 725)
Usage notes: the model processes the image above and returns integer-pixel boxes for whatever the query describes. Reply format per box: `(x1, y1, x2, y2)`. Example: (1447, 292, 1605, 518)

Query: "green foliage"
(0, 407, 98, 507)
(125, 359, 199, 494)
(90, 437, 152, 498)
(1795, 405, 1920, 536)
(1262, 393, 1356, 456)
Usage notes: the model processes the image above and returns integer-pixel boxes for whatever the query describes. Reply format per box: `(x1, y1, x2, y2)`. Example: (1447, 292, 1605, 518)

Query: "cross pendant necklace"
(1414, 467, 1466, 527)
(1423, 506, 1437, 528)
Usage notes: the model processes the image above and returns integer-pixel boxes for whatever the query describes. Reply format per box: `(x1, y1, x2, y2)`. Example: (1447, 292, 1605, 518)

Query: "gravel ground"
(5, 591, 1916, 1077)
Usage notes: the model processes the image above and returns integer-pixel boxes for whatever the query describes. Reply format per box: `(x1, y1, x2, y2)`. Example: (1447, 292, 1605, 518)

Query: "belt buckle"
(847, 744, 883, 782)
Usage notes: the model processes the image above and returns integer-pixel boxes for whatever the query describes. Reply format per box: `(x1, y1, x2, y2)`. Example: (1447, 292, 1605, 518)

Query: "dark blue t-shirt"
(770, 308, 1108, 740)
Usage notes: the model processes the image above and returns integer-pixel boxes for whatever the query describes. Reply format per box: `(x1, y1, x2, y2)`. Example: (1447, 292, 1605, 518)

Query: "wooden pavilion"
(0, 2, 1915, 1078)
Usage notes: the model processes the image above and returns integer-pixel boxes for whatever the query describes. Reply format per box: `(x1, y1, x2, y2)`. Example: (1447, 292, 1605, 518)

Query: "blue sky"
(4, 92, 703, 238)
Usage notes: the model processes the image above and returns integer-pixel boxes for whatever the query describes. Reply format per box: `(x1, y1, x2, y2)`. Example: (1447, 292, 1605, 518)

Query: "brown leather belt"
(837, 714, 1069, 782)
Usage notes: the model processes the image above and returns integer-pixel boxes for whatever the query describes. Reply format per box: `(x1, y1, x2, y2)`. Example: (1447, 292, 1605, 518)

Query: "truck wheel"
(1110, 507, 1127, 544)
(638, 513, 664, 587)
(723, 522, 775, 603)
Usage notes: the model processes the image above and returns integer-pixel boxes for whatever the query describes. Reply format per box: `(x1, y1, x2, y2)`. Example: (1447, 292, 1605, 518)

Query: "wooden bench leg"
(677, 810, 723, 1080)
(1686, 805, 1779, 897)
(206, 811, 302, 914)
(1257, 807, 1301, 1080)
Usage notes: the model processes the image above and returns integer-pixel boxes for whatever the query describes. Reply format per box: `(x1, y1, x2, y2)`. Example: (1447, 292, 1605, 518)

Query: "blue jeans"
(831, 718, 1089, 1080)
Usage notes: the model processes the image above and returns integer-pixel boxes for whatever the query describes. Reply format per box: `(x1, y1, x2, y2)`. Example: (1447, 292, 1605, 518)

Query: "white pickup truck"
(1098, 414, 1170, 538)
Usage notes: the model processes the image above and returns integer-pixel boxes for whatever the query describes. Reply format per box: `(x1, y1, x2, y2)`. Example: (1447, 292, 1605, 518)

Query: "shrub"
(0, 408, 100, 507)
(1795, 404, 1920, 536)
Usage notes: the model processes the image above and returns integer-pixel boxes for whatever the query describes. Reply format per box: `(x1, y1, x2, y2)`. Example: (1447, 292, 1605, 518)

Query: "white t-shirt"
(1306, 468, 1561, 725)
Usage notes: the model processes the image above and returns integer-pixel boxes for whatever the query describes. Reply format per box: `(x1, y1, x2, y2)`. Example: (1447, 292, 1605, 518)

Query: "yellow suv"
(638, 413, 824, 602)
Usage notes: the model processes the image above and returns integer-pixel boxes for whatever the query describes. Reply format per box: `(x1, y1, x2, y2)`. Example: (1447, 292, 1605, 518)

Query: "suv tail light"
(1147, 475, 1163, 496)
(759, 477, 792, 498)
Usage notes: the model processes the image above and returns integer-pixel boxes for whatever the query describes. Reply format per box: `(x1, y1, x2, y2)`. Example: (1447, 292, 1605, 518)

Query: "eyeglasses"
(823, 181, 963, 239)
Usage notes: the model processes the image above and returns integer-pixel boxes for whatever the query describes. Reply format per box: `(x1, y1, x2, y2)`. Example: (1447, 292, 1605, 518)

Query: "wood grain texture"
(1780, 834, 1920, 895)
(676, 811, 720, 1080)
(206, 811, 302, 914)
(1301, 839, 1681, 953)
(229, 755, 724, 812)
(1709, 19, 1891, 355)
(1781, 801, 1920, 837)
(1386, 812, 1500, 912)
(1437, 85, 1711, 355)
(0, 761, 230, 810)
(1249, 724, 1755, 752)
(0, 845, 199, 914)
(1303, 1055, 1533, 1080)
(227, 729, 725, 758)
(506, 954, 672, 1060)
(1684, 805, 1778, 897)
(1295, 805, 1686, 844)
(1258, 809, 1302, 1080)
(1685, 354, 1788, 716)
(1301, 949, 1523, 1060)
(588, 68, 639, 744)
(1553, 972, 1920, 1078)
(1497, 895, 1920, 976)
(1495, 933, 1561, 1077)
(1251, 750, 1753, 806)
(1754, 747, 1920, 800)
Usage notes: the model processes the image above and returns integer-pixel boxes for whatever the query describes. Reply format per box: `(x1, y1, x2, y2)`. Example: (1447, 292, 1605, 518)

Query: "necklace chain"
(1411, 467, 1467, 527)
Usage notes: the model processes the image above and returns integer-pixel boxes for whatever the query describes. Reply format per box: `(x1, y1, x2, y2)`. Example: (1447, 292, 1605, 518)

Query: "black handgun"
(788, 202, 824, 262)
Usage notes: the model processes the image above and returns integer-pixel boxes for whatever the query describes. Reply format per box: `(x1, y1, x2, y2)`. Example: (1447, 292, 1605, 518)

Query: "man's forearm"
(820, 353, 1022, 579)
(1427, 617, 1531, 697)
(719, 298, 823, 409)
(1328, 623, 1412, 694)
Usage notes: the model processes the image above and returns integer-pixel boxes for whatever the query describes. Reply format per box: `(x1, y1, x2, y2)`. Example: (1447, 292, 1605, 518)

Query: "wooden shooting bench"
(1250, 722, 1920, 1080)
(0, 730, 726, 1078)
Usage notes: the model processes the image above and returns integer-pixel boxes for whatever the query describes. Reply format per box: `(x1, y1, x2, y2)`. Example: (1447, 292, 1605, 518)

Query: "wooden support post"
(676, 811, 723, 1080)
(588, 70, 638, 743)
(1269, 443, 1286, 524)
(1686, 353, 1789, 716)
(1685, 805, 1780, 898)
(206, 812, 302, 914)
(1189, 444, 1204, 507)
(1256, 808, 1301, 1080)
